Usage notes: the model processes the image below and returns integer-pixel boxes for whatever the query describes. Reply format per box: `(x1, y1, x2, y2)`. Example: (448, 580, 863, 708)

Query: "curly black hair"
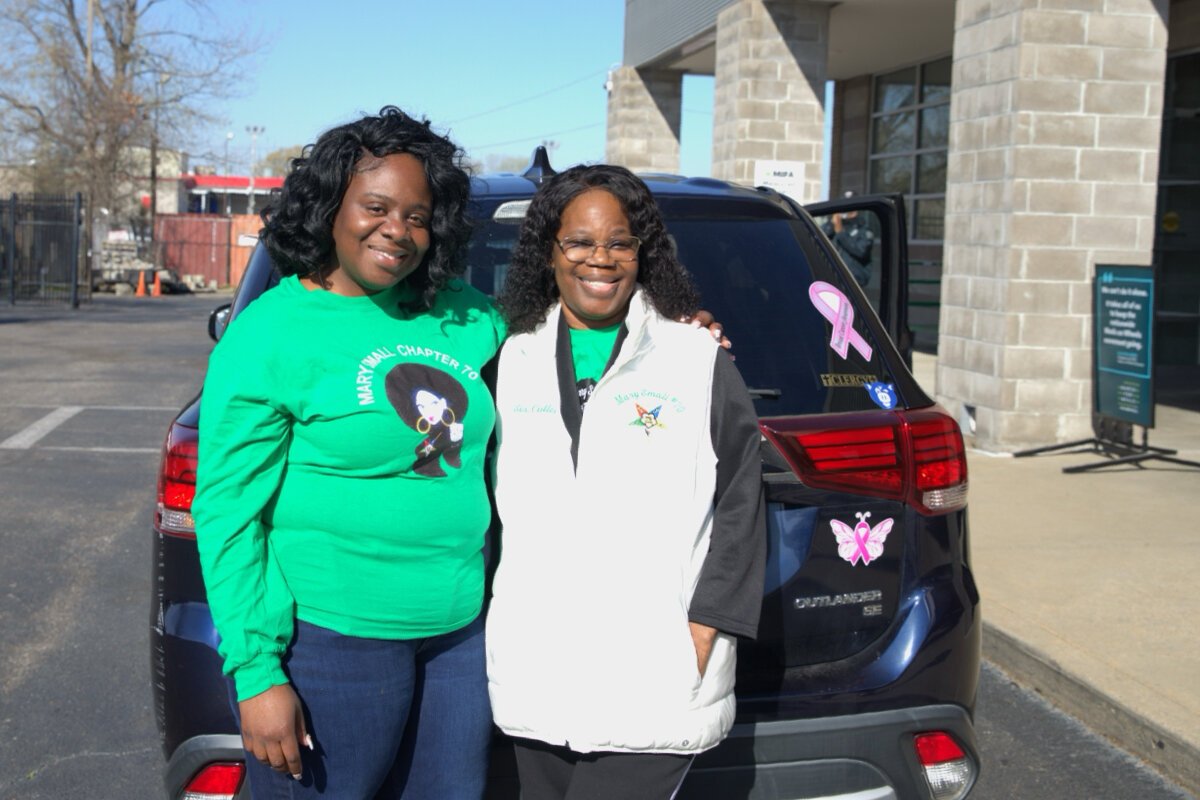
(259, 106, 472, 310)
(497, 164, 700, 334)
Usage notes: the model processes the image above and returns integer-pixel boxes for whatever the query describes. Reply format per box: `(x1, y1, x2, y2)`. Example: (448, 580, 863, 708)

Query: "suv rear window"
(466, 196, 902, 417)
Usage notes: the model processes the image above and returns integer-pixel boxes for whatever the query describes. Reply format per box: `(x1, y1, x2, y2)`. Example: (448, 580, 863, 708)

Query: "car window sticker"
(864, 381, 898, 409)
(820, 373, 878, 387)
(807, 281, 873, 361)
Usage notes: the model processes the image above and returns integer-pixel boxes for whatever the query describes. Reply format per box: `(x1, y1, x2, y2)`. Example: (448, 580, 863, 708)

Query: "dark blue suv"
(152, 152, 981, 800)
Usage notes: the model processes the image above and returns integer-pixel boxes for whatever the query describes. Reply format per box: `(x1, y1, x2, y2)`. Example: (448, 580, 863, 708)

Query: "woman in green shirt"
(195, 107, 726, 799)
(193, 107, 504, 799)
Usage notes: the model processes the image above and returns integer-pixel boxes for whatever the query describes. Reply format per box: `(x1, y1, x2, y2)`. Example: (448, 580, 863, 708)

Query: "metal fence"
(154, 213, 260, 289)
(2, 193, 87, 306)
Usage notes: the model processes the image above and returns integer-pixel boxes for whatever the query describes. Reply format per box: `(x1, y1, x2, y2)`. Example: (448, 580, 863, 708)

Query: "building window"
(868, 57, 951, 242)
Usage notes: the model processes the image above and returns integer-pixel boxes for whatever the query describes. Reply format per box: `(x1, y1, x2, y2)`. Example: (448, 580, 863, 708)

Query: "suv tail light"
(913, 731, 974, 800)
(181, 761, 244, 800)
(760, 407, 967, 514)
(157, 422, 199, 539)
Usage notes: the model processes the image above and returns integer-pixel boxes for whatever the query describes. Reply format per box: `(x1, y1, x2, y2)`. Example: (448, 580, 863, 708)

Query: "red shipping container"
(229, 214, 263, 288)
(155, 215, 232, 286)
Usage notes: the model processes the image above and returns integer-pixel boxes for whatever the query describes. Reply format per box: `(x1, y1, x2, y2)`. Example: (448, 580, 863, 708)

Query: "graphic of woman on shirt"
(384, 362, 468, 477)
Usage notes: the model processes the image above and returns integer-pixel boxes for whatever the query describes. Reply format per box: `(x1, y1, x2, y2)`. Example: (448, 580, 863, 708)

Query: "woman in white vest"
(487, 165, 767, 799)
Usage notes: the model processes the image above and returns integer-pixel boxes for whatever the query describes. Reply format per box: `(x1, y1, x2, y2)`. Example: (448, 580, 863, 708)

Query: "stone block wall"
(605, 67, 682, 173)
(712, 0, 828, 202)
(939, 0, 1168, 450)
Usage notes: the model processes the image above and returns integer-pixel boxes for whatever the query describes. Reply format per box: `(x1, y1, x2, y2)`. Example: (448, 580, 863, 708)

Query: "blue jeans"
(229, 615, 491, 799)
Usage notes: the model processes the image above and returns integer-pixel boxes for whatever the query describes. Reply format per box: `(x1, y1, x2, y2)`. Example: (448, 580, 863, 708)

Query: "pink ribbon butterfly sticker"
(830, 511, 893, 566)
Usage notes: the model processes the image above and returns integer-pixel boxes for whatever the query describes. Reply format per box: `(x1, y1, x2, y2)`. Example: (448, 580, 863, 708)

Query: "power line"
(446, 69, 609, 124)
(472, 122, 605, 152)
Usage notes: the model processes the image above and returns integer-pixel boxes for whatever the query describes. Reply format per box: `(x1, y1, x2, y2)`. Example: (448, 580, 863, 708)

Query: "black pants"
(512, 737, 694, 800)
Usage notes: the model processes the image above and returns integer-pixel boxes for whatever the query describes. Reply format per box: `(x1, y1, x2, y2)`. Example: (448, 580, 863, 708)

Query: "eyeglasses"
(555, 236, 641, 264)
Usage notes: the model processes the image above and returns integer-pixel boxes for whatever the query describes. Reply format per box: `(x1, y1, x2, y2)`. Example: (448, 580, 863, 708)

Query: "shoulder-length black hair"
(259, 105, 472, 310)
(497, 164, 699, 334)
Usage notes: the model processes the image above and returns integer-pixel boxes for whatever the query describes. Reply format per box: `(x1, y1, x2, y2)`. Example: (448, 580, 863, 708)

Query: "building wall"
(937, 0, 1169, 449)
(124, 146, 188, 215)
(615, 0, 1185, 450)
(712, 0, 829, 202)
(605, 67, 683, 172)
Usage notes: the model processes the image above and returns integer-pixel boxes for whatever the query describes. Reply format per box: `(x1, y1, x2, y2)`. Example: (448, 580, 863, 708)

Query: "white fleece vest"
(487, 291, 737, 755)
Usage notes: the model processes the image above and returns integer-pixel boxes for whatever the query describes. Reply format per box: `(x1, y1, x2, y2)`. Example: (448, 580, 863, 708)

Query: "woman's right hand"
(238, 683, 312, 780)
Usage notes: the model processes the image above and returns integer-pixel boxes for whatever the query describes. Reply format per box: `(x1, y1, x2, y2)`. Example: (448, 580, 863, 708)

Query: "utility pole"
(149, 73, 168, 265)
(224, 131, 234, 214)
(246, 125, 265, 215)
(86, 0, 95, 87)
(84, 0, 97, 284)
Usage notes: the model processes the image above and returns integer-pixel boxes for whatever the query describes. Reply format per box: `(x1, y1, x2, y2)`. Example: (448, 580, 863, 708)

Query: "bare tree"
(255, 144, 304, 178)
(0, 0, 260, 218)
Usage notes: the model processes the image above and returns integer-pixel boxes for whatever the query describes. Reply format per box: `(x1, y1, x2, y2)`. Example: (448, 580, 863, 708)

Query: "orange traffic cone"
(135, 271, 147, 297)
(151, 271, 162, 297)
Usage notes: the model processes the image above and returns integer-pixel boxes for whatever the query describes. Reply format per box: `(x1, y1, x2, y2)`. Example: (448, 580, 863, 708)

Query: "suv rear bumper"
(164, 734, 249, 800)
(679, 704, 978, 800)
(166, 707, 975, 800)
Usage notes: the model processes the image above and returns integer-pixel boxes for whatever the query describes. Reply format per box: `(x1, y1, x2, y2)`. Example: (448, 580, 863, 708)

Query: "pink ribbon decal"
(808, 281, 873, 361)
(850, 521, 873, 566)
(831, 512, 893, 567)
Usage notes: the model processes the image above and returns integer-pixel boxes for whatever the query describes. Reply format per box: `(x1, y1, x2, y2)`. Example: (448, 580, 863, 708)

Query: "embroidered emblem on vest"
(628, 402, 665, 436)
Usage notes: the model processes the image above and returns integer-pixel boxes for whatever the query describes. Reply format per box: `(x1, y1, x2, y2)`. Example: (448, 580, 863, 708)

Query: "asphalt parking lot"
(0, 293, 226, 799)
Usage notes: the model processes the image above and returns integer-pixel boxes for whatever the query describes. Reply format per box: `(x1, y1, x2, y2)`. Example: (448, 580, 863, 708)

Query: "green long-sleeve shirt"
(194, 275, 505, 701)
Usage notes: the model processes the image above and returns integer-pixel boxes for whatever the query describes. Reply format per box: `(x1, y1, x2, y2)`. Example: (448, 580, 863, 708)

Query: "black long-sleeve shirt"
(687, 351, 767, 640)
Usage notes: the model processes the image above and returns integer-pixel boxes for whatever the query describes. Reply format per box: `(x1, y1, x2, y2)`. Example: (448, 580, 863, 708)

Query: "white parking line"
(0, 406, 85, 450)
(9, 403, 180, 412)
(40, 446, 159, 454)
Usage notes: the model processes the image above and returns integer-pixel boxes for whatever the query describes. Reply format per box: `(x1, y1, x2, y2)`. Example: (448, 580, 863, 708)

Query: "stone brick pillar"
(938, 0, 1168, 450)
(712, 0, 829, 202)
(605, 67, 682, 173)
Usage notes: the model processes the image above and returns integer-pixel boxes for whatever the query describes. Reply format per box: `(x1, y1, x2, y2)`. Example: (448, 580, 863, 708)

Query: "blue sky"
(204, 0, 715, 177)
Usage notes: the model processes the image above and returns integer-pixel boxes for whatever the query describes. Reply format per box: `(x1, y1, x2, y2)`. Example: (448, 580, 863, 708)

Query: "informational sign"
(1093, 264, 1155, 428)
(754, 160, 806, 201)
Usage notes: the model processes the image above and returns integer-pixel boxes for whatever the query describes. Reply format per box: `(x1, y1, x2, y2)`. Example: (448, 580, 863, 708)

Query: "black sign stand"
(1015, 264, 1200, 473)
(1015, 414, 1199, 472)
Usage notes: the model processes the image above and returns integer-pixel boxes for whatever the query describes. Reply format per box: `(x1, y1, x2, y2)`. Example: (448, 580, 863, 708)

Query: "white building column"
(938, 0, 1168, 450)
(605, 67, 682, 173)
(712, 0, 829, 202)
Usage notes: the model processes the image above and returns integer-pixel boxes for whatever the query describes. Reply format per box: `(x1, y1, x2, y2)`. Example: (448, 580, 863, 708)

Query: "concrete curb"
(983, 623, 1199, 797)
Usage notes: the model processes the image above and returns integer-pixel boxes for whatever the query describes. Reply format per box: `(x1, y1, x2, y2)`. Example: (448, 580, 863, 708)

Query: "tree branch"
(0, 0, 262, 210)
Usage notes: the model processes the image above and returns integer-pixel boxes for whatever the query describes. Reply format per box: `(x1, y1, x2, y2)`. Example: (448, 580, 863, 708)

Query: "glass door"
(1155, 51, 1200, 367)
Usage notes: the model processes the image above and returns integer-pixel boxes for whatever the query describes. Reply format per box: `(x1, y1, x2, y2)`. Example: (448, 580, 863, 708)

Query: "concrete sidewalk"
(912, 353, 1200, 796)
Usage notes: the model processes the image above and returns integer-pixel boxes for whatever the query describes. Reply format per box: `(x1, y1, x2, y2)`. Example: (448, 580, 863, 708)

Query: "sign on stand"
(1015, 264, 1199, 472)
(1094, 265, 1155, 427)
